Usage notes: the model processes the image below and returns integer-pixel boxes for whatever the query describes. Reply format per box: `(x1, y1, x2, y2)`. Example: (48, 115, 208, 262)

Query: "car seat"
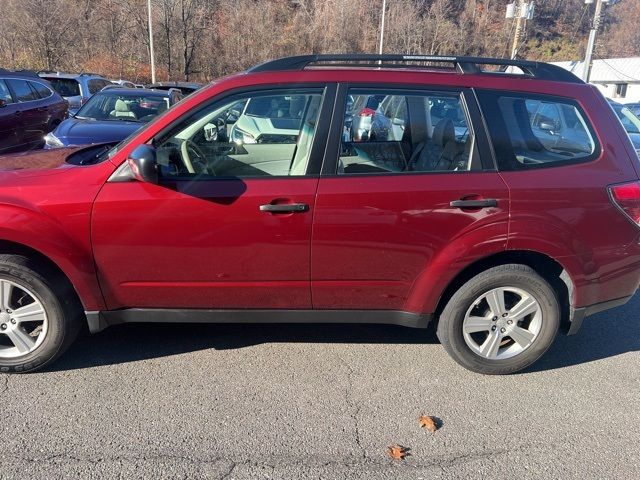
(110, 99, 136, 119)
(409, 118, 465, 171)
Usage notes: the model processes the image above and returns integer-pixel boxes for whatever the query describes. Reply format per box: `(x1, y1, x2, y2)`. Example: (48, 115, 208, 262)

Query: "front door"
(92, 86, 333, 310)
(312, 86, 510, 313)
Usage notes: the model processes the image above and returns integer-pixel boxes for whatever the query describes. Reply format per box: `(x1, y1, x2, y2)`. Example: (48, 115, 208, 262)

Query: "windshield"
(75, 91, 171, 123)
(613, 104, 640, 135)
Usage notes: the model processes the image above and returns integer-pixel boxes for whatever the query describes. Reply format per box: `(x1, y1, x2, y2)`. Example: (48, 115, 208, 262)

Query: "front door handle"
(450, 199, 498, 209)
(260, 203, 309, 213)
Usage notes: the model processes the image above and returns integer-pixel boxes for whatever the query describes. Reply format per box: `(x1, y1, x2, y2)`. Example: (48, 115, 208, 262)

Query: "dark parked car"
(38, 72, 112, 116)
(44, 88, 183, 148)
(0, 69, 68, 153)
(1, 55, 640, 375)
(146, 81, 202, 96)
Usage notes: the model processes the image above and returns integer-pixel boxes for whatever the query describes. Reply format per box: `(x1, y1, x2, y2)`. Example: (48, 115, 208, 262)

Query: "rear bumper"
(566, 294, 633, 335)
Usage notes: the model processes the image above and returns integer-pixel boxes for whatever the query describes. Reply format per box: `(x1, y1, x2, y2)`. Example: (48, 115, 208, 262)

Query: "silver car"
(38, 72, 112, 116)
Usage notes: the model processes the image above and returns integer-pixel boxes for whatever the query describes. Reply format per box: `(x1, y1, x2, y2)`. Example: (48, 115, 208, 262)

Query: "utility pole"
(507, 1, 535, 59)
(378, 0, 387, 55)
(147, 0, 156, 83)
(510, 1, 525, 59)
(582, 0, 610, 83)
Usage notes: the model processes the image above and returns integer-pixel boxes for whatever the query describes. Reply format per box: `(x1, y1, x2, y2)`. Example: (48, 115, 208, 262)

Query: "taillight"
(609, 181, 640, 227)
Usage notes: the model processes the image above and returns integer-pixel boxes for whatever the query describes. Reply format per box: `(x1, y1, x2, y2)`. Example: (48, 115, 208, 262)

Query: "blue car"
(44, 87, 183, 148)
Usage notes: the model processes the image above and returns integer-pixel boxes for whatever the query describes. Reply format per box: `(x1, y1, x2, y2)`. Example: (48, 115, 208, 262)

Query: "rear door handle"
(260, 203, 309, 213)
(450, 199, 498, 208)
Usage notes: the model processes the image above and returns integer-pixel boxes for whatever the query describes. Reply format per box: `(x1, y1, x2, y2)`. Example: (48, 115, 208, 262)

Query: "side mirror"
(0, 99, 6, 108)
(127, 144, 158, 183)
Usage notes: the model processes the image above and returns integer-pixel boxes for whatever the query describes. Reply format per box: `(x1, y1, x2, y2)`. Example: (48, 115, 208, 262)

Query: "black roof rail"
(247, 54, 583, 84)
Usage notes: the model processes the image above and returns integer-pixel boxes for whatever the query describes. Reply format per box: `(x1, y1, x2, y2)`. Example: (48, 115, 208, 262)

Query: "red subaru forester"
(1, 55, 639, 374)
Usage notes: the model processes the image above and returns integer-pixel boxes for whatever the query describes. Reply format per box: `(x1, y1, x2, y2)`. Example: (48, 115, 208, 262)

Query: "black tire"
(436, 264, 560, 375)
(0, 255, 82, 373)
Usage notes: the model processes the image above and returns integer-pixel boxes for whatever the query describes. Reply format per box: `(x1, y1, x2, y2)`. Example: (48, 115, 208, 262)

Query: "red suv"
(1, 55, 639, 375)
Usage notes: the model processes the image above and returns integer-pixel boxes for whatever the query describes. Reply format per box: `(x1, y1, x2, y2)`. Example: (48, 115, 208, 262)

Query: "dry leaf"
(419, 415, 438, 433)
(387, 444, 410, 460)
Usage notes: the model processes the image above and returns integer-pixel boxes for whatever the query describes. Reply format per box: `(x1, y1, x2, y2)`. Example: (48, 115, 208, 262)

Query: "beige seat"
(110, 99, 136, 119)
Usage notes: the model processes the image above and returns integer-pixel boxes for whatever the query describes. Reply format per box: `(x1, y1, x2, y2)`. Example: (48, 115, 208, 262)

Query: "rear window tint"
(30, 81, 52, 99)
(6, 79, 39, 102)
(44, 78, 81, 97)
(477, 91, 599, 170)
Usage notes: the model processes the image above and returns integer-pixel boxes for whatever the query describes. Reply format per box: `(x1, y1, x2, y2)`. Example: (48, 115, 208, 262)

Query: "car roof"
(148, 81, 202, 88)
(38, 72, 107, 80)
(0, 69, 43, 80)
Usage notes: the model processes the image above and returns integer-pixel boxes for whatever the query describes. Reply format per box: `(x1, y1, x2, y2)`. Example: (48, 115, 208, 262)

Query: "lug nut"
(502, 313, 508, 317)
(6, 309, 11, 314)
(492, 316, 498, 321)
(0, 324, 6, 330)
(500, 327, 506, 333)
(507, 319, 513, 325)
(10, 319, 16, 324)
(491, 325, 497, 331)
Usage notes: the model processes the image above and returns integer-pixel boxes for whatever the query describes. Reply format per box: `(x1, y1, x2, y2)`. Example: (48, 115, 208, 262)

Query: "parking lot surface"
(1, 294, 639, 480)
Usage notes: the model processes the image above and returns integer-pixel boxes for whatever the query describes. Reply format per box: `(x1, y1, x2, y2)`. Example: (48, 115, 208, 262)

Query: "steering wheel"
(180, 139, 215, 175)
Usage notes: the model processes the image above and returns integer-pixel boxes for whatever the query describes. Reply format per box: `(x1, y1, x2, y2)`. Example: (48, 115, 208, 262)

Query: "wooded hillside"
(1, 0, 637, 83)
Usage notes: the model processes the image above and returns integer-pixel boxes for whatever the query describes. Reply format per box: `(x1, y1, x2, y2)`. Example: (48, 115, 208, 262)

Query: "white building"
(552, 57, 640, 104)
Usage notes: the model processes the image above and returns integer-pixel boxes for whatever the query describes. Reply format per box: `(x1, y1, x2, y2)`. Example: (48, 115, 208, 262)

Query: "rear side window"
(29, 81, 52, 99)
(338, 89, 477, 174)
(88, 79, 110, 94)
(477, 91, 598, 170)
(6, 79, 38, 102)
(0, 80, 13, 104)
(45, 78, 81, 97)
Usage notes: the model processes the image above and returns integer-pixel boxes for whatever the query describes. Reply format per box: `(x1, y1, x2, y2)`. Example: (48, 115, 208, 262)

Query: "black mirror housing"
(127, 144, 158, 184)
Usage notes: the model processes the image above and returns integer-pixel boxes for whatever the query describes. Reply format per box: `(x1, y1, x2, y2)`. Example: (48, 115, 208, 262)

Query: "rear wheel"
(437, 264, 560, 375)
(0, 255, 81, 373)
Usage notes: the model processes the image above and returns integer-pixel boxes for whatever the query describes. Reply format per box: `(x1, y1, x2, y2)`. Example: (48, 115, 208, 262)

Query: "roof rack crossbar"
(247, 54, 583, 84)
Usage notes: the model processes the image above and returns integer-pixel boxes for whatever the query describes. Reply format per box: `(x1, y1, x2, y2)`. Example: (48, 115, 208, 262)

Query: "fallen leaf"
(387, 444, 410, 460)
(419, 415, 438, 433)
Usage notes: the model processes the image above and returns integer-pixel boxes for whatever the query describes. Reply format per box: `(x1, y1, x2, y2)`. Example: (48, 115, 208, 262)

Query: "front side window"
(0, 80, 13, 104)
(154, 89, 323, 179)
(477, 91, 598, 170)
(338, 89, 476, 174)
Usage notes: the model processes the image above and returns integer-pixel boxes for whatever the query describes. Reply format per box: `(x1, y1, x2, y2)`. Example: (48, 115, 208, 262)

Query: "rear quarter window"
(29, 81, 52, 99)
(477, 91, 600, 170)
(6, 79, 39, 102)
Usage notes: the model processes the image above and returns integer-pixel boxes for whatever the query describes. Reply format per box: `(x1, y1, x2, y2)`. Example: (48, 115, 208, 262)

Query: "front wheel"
(0, 255, 81, 373)
(437, 264, 560, 375)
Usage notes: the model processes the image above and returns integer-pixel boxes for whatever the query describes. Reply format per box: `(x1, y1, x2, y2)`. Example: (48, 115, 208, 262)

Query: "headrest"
(115, 99, 129, 112)
(432, 118, 455, 147)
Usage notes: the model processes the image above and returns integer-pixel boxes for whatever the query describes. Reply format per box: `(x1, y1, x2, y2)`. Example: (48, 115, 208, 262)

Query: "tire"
(436, 264, 560, 375)
(0, 255, 82, 373)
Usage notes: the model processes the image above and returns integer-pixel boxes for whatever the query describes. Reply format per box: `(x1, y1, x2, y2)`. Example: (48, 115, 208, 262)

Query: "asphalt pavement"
(1, 293, 639, 479)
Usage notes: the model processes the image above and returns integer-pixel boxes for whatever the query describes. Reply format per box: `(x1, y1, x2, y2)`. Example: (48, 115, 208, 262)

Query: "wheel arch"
(0, 239, 96, 315)
(432, 250, 573, 333)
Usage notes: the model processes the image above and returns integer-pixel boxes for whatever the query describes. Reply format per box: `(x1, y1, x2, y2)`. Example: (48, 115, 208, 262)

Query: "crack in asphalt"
(0, 443, 547, 471)
(0, 374, 9, 396)
(335, 352, 366, 460)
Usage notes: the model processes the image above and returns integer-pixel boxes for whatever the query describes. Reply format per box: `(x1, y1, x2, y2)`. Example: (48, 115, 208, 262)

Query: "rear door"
(311, 85, 510, 313)
(4, 79, 43, 148)
(0, 79, 21, 152)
